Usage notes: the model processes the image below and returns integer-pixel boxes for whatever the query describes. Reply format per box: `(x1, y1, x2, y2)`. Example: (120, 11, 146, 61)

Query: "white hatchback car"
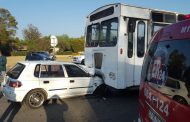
(2, 61, 103, 108)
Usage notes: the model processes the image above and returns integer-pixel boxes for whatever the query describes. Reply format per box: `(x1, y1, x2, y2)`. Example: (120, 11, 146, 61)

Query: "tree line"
(0, 8, 85, 56)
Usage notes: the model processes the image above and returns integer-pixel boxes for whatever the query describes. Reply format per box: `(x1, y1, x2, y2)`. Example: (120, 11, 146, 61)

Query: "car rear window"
(142, 39, 190, 106)
(7, 63, 25, 79)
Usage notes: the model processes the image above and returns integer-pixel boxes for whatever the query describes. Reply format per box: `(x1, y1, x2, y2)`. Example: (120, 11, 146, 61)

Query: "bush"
(56, 51, 73, 55)
(11, 51, 27, 56)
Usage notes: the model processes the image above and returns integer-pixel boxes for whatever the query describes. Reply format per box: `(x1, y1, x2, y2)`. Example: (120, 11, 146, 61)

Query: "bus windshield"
(86, 18, 118, 47)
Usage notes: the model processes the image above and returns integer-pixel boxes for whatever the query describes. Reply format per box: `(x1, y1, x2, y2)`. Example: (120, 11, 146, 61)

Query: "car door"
(38, 64, 69, 98)
(64, 64, 94, 96)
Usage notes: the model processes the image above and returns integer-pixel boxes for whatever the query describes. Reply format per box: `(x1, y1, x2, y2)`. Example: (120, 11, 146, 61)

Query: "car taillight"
(9, 81, 22, 88)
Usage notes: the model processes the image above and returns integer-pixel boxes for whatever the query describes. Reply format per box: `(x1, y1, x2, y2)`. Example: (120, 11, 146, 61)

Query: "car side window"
(64, 65, 89, 77)
(40, 65, 64, 78)
(34, 64, 40, 77)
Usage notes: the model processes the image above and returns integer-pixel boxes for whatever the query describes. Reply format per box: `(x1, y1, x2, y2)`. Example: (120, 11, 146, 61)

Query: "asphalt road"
(0, 89, 139, 122)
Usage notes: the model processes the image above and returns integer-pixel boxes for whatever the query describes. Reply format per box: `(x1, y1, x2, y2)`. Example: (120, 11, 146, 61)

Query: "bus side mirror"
(128, 18, 136, 33)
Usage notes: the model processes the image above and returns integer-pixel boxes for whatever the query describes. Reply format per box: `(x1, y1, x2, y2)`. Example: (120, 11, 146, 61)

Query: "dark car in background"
(25, 51, 55, 61)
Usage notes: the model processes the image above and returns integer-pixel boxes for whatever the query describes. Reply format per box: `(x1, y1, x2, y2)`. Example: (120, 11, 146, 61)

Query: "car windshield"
(36, 52, 49, 56)
(7, 63, 25, 79)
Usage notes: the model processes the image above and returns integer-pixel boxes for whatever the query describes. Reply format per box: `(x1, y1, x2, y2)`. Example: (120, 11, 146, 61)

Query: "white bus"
(85, 3, 184, 89)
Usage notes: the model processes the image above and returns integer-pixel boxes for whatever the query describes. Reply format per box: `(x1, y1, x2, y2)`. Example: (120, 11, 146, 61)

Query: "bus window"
(128, 32, 133, 58)
(127, 18, 136, 58)
(86, 24, 99, 47)
(152, 12, 176, 23)
(178, 14, 185, 21)
(165, 14, 176, 23)
(99, 18, 118, 47)
(137, 21, 145, 57)
(90, 6, 114, 22)
(152, 23, 168, 35)
(94, 53, 103, 69)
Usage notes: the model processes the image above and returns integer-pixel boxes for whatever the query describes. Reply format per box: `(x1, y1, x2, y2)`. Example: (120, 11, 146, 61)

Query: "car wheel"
(173, 96, 188, 105)
(25, 90, 46, 109)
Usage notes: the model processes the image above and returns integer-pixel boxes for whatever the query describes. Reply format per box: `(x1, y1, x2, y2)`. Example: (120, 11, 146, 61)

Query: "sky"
(0, 0, 189, 39)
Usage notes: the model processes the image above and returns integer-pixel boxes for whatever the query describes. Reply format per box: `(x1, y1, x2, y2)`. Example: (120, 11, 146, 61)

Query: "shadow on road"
(0, 102, 21, 122)
(85, 88, 139, 122)
(44, 98, 68, 122)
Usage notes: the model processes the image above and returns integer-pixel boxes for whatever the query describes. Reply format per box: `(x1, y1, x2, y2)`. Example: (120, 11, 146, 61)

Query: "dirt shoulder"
(6, 55, 72, 70)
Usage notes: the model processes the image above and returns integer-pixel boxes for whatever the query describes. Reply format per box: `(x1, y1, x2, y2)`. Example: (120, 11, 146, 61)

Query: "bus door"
(126, 18, 147, 86)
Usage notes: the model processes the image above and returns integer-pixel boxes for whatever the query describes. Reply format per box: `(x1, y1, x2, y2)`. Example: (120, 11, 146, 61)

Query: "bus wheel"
(94, 84, 111, 98)
(173, 96, 188, 105)
(94, 84, 105, 96)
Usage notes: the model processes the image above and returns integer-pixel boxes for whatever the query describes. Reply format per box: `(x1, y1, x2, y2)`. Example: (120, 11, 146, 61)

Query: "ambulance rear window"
(142, 39, 190, 106)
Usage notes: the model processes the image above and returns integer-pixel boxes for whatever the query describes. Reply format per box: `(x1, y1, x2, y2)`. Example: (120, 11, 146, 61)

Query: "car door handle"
(70, 80, 75, 83)
(43, 81, 49, 84)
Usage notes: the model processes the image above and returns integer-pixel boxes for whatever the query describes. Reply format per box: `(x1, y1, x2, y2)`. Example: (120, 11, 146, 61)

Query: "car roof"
(152, 19, 190, 42)
(18, 61, 75, 65)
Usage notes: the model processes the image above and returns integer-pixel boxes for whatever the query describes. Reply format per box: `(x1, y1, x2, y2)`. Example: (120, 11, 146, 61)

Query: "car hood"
(78, 65, 95, 75)
(73, 55, 84, 58)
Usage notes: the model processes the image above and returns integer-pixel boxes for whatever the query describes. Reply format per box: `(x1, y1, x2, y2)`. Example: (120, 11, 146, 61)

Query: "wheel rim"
(28, 92, 44, 108)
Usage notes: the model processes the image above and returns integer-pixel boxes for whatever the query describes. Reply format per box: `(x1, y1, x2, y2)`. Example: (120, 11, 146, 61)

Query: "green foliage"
(26, 37, 51, 52)
(57, 34, 71, 52)
(57, 34, 85, 53)
(11, 51, 27, 56)
(0, 8, 85, 56)
(56, 51, 73, 55)
(0, 8, 18, 38)
(22, 24, 41, 41)
(70, 38, 84, 53)
(0, 8, 18, 55)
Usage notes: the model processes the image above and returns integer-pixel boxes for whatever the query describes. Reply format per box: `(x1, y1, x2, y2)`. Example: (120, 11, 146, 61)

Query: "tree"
(57, 34, 71, 52)
(0, 8, 18, 55)
(70, 37, 84, 53)
(22, 24, 41, 41)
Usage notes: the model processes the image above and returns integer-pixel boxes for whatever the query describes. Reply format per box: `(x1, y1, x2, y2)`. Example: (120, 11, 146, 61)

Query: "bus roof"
(87, 3, 183, 18)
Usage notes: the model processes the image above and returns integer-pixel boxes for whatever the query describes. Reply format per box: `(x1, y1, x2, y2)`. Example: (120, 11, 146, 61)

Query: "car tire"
(173, 96, 188, 105)
(25, 90, 46, 109)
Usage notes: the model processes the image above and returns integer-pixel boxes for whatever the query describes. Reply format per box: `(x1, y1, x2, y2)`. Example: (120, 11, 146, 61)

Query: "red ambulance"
(139, 16, 190, 122)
